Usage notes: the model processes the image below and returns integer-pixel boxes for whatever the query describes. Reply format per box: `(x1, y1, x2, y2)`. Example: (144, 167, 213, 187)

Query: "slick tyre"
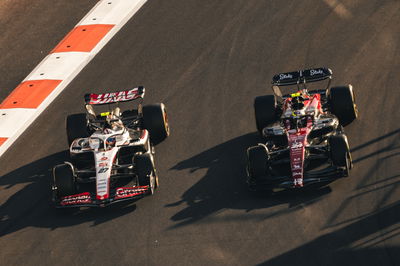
(328, 85, 358, 126)
(66, 113, 89, 146)
(329, 134, 352, 176)
(254, 95, 279, 135)
(134, 153, 156, 195)
(247, 145, 269, 180)
(53, 164, 76, 197)
(143, 103, 170, 145)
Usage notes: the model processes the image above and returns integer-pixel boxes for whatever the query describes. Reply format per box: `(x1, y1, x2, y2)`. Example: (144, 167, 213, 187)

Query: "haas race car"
(247, 67, 358, 191)
(52, 86, 169, 207)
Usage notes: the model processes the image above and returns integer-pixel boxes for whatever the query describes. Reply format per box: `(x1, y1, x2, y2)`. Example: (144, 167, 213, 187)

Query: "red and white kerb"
(0, 0, 147, 157)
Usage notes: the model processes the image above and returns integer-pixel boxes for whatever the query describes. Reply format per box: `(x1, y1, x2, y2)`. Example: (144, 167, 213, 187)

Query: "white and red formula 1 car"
(247, 68, 358, 191)
(52, 86, 170, 207)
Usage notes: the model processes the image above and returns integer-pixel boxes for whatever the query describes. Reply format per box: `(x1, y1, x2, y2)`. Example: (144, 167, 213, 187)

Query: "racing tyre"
(329, 134, 352, 176)
(328, 85, 358, 126)
(143, 103, 170, 145)
(53, 163, 76, 197)
(254, 95, 279, 135)
(134, 153, 156, 195)
(66, 113, 90, 146)
(247, 145, 269, 180)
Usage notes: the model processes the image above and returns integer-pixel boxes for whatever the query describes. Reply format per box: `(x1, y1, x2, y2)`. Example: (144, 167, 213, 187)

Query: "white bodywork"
(70, 126, 149, 200)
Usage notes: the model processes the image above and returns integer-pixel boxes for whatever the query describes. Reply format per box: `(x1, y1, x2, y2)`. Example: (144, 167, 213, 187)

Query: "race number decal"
(98, 168, 109, 173)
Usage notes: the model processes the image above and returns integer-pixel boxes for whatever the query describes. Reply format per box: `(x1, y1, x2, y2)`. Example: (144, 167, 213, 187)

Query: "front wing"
(248, 165, 347, 190)
(53, 186, 150, 208)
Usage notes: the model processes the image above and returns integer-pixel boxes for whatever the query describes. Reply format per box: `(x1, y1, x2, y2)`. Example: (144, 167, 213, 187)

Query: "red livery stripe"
(0, 80, 62, 109)
(51, 24, 114, 53)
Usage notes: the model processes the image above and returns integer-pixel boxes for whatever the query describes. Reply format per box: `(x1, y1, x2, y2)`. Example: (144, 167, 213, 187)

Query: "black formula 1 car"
(52, 86, 170, 207)
(246, 67, 358, 191)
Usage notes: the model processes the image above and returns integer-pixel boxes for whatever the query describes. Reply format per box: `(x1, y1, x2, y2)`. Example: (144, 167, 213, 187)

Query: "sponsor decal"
(294, 178, 303, 186)
(97, 180, 107, 186)
(90, 89, 140, 104)
(96, 178, 109, 200)
(60, 192, 91, 206)
(101, 157, 108, 161)
(291, 142, 303, 149)
(99, 162, 108, 167)
(115, 186, 148, 199)
(279, 73, 293, 80)
(310, 69, 323, 76)
(293, 171, 302, 177)
(292, 164, 301, 170)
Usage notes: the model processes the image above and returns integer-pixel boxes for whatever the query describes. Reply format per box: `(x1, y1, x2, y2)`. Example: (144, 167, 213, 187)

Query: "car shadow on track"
(256, 200, 400, 266)
(257, 129, 400, 266)
(0, 150, 136, 237)
(167, 133, 332, 228)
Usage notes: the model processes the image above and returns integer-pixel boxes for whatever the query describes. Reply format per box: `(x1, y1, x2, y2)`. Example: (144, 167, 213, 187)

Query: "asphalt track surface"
(1, 0, 400, 265)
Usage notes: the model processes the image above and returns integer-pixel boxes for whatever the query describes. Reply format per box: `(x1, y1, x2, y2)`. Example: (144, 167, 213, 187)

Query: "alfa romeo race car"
(52, 86, 170, 207)
(246, 67, 358, 191)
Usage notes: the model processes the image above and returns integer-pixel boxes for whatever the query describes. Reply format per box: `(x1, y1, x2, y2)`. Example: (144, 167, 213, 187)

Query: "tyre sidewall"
(142, 103, 170, 145)
(66, 113, 90, 146)
(53, 164, 76, 197)
(254, 95, 279, 134)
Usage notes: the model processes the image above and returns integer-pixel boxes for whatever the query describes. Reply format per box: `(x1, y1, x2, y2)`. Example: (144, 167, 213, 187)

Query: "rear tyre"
(66, 113, 90, 146)
(142, 103, 170, 145)
(134, 153, 156, 195)
(329, 134, 352, 176)
(53, 163, 76, 197)
(328, 85, 358, 126)
(254, 95, 279, 134)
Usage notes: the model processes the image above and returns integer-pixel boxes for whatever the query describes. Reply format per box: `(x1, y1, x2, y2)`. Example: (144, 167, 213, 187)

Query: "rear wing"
(84, 86, 145, 105)
(272, 67, 332, 86)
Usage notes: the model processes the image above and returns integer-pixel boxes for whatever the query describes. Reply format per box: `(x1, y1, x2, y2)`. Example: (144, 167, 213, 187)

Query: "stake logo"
(279, 73, 293, 80)
(291, 142, 303, 149)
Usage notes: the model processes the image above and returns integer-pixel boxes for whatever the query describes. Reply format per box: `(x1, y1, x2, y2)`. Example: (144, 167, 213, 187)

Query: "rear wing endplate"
(272, 68, 332, 86)
(85, 86, 145, 105)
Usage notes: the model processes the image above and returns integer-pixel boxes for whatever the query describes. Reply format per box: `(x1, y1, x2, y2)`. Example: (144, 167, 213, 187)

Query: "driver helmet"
(105, 136, 116, 147)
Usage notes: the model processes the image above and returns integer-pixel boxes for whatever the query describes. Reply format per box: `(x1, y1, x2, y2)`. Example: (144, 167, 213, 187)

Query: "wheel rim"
(344, 152, 350, 176)
(149, 171, 155, 195)
(162, 105, 170, 136)
(350, 86, 358, 119)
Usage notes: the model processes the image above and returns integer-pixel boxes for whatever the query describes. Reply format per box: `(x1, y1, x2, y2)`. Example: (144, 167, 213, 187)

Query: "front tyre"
(143, 103, 170, 145)
(134, 153, 156, 195)
(53, 163, 76, 197)
(329, 134, 352, 177)
(247, 145, 269, 185)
